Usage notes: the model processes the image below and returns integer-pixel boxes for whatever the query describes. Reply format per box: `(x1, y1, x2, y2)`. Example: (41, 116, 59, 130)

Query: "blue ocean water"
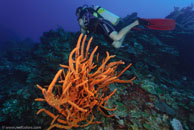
(0, 1, 194, 130)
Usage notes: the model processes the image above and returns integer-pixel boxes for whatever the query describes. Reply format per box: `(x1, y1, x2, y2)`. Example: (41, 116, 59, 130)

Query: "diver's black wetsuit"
(87, 18, 116, 36)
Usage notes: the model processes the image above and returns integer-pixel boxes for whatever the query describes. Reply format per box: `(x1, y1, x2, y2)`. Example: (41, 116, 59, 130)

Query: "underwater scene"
(0, 1, 194, 130)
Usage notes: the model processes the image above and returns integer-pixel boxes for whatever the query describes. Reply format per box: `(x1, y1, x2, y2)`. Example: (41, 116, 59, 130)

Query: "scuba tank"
(93, 5, 120, 26)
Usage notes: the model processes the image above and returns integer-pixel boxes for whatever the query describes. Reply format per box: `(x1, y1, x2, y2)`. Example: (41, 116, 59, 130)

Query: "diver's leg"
(112, 35, 126, 48)
(112, 41, 122, 48)
(109, 20, 139, 41)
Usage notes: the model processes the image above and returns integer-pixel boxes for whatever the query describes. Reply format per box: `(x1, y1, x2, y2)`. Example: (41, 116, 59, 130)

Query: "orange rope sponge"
(35, 34, 135, 129)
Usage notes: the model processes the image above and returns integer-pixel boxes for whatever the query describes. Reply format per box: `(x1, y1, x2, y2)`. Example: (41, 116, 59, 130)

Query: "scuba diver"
(76, 5, 175, 49)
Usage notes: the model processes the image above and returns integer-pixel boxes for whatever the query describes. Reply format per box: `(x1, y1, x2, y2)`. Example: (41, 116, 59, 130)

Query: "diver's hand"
(80, 28, 86, 34)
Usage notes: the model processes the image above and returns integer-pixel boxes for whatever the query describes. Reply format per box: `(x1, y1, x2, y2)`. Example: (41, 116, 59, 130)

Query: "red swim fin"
(139, 18, 176, 30)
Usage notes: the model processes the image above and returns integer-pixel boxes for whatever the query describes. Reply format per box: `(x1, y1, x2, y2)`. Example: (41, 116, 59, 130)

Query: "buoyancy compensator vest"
(93, 5, 120, 26)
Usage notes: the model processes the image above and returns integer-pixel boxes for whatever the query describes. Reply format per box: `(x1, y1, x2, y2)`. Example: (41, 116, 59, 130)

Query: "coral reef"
(35, 34, 135, 129)
(27, 28, 75, 85)
(0, 39, 34, 94)
(171, 118, 184, 130)
(0, 5, 194, 130)
(154, 4, 194, 77)
(166, 4, 194, 32)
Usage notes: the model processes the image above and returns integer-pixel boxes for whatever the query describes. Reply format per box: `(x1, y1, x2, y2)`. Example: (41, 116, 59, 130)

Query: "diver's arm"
(80, 27, 86, 34)
(79, 18, 87, 34)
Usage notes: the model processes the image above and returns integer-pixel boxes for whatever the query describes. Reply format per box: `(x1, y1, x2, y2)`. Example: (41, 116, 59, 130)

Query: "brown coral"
(35, 34, 135, 129)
